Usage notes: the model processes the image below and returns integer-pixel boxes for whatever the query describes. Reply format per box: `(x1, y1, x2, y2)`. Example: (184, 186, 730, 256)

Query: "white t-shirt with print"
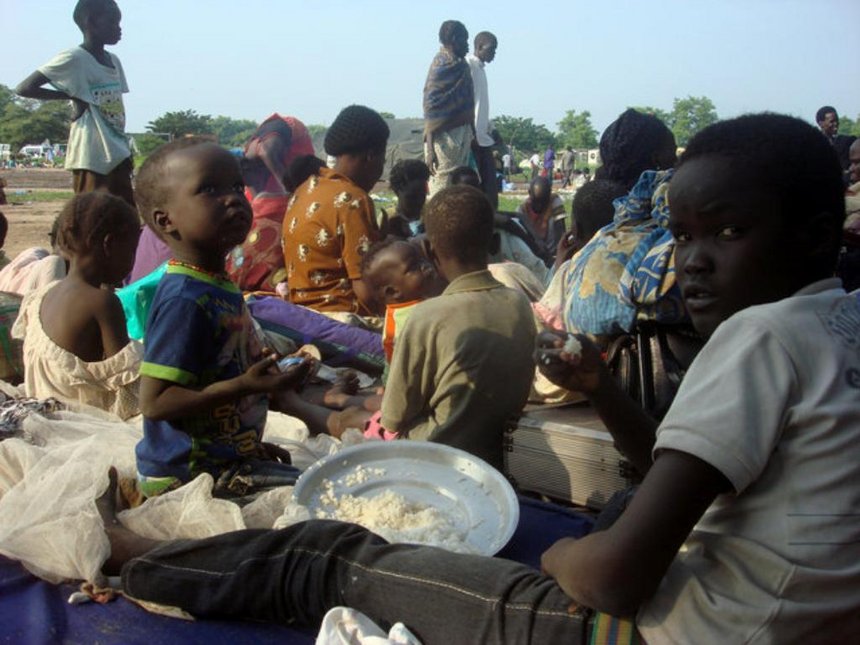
(638, 279, 860, 643)
(39, 46, 130, 174)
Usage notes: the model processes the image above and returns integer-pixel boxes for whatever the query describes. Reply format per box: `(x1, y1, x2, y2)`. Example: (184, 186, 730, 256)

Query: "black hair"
(389, 159, 431, 195)
(324, 105, 390, 157)
(284, 155, 325, 192)
(571, 179, 626, 242)
(73, 0, 116, 30)
(815, 106, 838, 124)
(56, 192, 138, 256)
(679, 113, 845, 276)
(424, 186, 494, 265)
(439, 20, 467, 46)
(135, 136, 211, 230)
(449, 166, 480, 188)
(0, 211, 7, 249)
(360, 238, 405, 281)
(474, 31, 497, 47)
(529, 176, 551, 196)
(49, 214, 61, 249)
(597, 108, 675, 190)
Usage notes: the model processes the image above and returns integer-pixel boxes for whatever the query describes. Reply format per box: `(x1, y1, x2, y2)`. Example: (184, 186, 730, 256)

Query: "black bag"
(605, 323, 704, 421)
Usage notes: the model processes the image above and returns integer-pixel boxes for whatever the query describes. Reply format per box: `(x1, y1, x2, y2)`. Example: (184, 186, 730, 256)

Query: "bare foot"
(329, 406, 372, 439)
(97, 468, 160, 575)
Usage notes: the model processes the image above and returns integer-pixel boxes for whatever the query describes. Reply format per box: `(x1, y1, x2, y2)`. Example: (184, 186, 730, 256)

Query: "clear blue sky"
(3, 0, 859, 136)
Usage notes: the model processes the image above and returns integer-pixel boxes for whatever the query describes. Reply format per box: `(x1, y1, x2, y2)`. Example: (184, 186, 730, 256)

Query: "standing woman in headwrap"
(423, 20, 475, 197)
(226, 114, 315, 292)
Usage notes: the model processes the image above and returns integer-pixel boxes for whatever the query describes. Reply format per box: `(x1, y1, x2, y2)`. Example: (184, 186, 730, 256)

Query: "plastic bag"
(316, 607, 421, 645)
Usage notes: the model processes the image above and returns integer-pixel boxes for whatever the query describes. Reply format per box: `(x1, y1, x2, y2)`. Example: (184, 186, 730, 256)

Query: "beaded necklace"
(167, 258, 229, 280)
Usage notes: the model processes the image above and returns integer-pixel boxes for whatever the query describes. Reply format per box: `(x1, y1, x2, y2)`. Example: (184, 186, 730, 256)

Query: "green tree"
(557, 110, 598, 149)
(132, 132, 170, 158)
(211, 115, 258, 147)
(0, 84, 71, 150)
(379, 111, 396, 119)
(668, 96, 718, 146)
(494, 115, 556, 153)
(146, 109, 213, 138)
(839, 114, 860, 137)
(307, 124, 327, 139)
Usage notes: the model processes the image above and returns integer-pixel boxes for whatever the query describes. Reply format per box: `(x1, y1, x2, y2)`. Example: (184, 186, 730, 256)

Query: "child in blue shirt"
(133, 138, 310, 498)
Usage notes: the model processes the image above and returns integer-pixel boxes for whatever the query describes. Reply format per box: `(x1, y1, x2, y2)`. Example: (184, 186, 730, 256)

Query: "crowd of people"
(1, 0, 858, 642)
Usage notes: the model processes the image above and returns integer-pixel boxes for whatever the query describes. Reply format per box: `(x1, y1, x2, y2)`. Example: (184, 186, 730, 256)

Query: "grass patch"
(6, 190, 75, 203)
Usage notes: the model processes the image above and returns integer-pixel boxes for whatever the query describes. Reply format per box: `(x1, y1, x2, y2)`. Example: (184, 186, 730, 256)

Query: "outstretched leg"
(120, 520, 588, 644)
(96, 468, 161, 575)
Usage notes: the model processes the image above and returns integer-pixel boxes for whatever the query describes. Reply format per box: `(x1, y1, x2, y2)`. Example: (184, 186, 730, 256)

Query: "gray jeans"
(121, 520, 589, 644)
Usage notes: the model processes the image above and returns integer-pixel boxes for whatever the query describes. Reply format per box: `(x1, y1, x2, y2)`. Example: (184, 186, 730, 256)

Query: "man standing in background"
(816, 106, 856, 186)
(467, 31, 499, 209)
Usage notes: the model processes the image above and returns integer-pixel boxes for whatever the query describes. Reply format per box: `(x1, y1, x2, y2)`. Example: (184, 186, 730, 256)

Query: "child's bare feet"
(97, 468, 160, 575)
(329, 406, 372, 439)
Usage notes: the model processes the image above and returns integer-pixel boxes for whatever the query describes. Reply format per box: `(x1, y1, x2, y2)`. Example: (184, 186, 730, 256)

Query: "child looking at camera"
(12, 192, 142, 418)
(133, 138, 310, 498)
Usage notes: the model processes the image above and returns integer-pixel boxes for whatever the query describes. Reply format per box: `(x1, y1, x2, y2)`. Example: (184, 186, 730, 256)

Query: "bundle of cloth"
(543, 169, 687, 338)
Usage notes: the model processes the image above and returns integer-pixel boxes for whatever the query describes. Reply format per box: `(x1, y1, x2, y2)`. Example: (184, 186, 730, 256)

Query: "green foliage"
(494, 115, 556, 154)
(379, 111, 396, 119)
(839, 114, 860, 138)
(5, 190, 74, 203)
(210, 115, 258, 147)
(133, 133, 170, 158)
(557, 110, 598, 149)
(307, 124, 327, 139)
(146, 109, 214, 138)
(0, 83, 71, 150)
(668, 96, 718, 146)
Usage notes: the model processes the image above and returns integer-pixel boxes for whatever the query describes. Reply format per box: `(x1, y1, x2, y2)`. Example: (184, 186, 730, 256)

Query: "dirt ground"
(1, 168, 72, 260)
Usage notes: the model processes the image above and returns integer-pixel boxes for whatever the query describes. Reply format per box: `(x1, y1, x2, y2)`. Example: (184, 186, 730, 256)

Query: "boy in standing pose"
(17, 0, 134, 207)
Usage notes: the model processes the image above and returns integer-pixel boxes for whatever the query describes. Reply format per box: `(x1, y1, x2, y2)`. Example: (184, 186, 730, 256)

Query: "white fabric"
(38, 46, 130, 174)
(0, 248, 66, 296)
(12, 281, 143, 419)
(317, 607, 422, 645)
(0, 406, 361, 584)
(489, 230, 549, 286)
(639, 280, 860, 643)
(466, 53, 493, 147)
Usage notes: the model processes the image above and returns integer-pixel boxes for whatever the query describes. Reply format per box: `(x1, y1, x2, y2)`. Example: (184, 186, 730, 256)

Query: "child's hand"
(534, 331, 606, 394)
(554, 231, 580, 267)
(238, 353, 312, 395)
